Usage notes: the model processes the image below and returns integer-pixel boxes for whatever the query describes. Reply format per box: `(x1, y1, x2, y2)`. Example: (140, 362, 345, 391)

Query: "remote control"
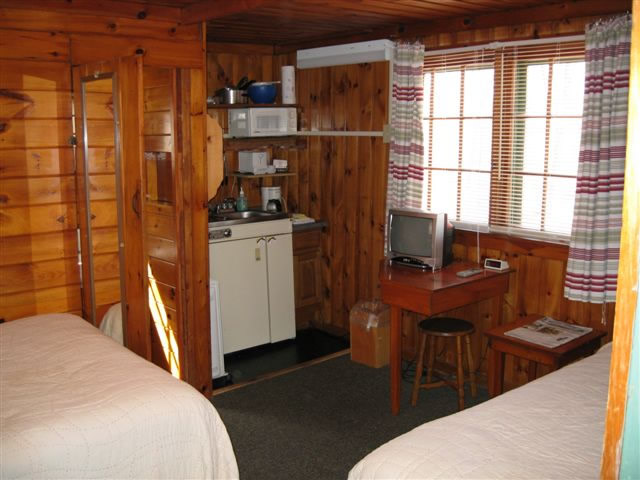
(456, 268, 484, 278)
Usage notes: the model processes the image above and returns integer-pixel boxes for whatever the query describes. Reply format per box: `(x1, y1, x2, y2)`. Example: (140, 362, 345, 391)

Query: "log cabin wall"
(0, 7, 203, 324)
(1, 24, 79, 321)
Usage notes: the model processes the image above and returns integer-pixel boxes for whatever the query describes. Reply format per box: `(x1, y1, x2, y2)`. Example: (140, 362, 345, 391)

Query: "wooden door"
(141, 65, 211, 393)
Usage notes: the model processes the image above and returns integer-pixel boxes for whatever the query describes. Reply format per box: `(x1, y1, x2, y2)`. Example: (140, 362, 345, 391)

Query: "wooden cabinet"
(292, 228, 323, 330)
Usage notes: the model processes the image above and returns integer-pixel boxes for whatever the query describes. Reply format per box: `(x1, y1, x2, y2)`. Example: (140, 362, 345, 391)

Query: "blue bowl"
(247, 83, 277, 104)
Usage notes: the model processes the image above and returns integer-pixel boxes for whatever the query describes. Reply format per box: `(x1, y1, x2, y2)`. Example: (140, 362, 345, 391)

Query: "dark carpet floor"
(212, 353, 488, 480)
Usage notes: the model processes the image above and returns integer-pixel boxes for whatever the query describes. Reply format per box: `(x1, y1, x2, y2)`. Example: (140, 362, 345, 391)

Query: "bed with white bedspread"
(0, 313, 239, 479)
(349, 342, 611, 479)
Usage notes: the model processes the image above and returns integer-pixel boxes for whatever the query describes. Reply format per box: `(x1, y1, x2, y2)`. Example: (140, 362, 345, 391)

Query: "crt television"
(387, 208, 454, 270)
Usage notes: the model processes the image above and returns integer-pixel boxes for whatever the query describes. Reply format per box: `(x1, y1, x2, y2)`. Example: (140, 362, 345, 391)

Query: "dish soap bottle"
(236, 187, 248, 212)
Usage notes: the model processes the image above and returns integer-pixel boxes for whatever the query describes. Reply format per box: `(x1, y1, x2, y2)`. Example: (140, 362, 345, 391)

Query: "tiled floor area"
(214, 328, 350, 388)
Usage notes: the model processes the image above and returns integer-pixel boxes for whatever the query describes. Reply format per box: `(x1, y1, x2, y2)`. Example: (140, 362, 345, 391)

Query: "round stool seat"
(418, 317, 474, 336)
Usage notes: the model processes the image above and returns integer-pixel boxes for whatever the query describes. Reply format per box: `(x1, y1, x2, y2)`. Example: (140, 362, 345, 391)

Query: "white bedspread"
(0, 313, 238, 479)
(349, 343, 611, 479)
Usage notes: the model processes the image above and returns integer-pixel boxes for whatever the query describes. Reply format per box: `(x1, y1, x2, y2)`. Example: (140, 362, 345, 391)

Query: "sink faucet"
(215, 197, 237, 214)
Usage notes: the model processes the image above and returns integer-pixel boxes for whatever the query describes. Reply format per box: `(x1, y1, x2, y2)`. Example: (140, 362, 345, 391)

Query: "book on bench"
(504, 317, 592, 348)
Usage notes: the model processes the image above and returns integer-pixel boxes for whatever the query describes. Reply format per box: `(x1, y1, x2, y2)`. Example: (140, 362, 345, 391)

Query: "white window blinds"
(423, 39, 585, 242)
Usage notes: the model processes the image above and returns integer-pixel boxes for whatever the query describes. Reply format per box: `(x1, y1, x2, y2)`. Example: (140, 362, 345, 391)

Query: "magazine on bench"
(504, 317, 593, 348)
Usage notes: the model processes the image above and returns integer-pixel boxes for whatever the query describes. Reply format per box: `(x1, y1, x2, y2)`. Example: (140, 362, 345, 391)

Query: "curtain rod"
(424, 34, 585, 57)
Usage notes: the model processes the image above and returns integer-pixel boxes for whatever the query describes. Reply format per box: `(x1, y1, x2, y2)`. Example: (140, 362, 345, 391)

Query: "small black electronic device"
(390, 256, 431, 269)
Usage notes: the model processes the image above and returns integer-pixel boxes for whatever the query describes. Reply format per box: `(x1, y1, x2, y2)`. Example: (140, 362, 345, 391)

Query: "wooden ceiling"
(5, 0, 632, 50)
(204, 0, 567, 47)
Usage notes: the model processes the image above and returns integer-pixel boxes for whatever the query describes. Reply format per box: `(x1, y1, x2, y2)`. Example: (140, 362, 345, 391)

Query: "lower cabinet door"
(266, 233, 296, 343)
(209, 238, 270, 354)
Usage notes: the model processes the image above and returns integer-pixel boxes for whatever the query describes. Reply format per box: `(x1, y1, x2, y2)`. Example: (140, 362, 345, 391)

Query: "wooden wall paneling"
(369, 62, 390, 303)
(330, 66, 346, 328)
(1, 119, 72, 149)
(70, 33, 202, 68)
(319, 136, 333, 328)
(116, 55, 148, 360)
(330, 133, 345, 328)
(0, 147, 74, 178)
(0, 7, 200, 42)
(356, 62, 374, 303)
(143, 65, 181, 376)
(0, 257, 80, 294)
(0, 59, 71, 91)
(0, 285, 82, 320)
(0, 29, 69, 62)
(1, 90, 72, 119)
(0, 203, 77, 236)
(0, 176, 76, 206)
(0, 37, 78, 321)
(0, 230, 78, 265)
(343, 64, 360, 313)
(168, 66, 186, 381)
(0, 1, 182, 23)
(308, 136, 321, 220)
(182, 66, 212, 396)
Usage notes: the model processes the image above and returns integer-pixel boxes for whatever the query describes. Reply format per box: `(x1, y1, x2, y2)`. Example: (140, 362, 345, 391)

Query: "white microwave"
(228, 107, 297, 137)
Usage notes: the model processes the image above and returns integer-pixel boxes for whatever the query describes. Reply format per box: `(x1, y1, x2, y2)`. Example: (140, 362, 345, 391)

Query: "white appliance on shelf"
(238, 150, 269, 174)
(208, 219, 295, 354)
(209, 280, 227, 380)
(228, 107, 297, 137)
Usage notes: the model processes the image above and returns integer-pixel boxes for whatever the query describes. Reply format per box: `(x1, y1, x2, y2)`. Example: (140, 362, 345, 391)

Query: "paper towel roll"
(281, 65, 295, 104)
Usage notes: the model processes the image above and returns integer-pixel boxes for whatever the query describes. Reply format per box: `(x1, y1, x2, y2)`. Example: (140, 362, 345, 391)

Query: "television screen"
(390, 215, 433, 258)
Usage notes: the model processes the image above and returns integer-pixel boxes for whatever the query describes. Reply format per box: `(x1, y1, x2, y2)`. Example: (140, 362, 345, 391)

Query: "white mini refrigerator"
(209, 280, 227, 379)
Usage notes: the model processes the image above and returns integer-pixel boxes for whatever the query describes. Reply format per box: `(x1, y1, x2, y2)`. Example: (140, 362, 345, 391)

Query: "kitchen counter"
(292, 219, 328, 233)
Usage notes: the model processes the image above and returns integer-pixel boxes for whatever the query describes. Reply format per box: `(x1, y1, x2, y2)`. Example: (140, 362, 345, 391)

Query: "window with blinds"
(422, 39, 585, 242)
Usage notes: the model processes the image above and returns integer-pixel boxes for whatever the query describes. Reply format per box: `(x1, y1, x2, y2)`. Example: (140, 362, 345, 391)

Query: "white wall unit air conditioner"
(297, 39, 394, 69)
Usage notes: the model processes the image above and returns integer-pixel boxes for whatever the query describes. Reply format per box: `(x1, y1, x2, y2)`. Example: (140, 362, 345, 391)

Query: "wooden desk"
(379, 260, 511, 415)
(485, 315, 606, 397)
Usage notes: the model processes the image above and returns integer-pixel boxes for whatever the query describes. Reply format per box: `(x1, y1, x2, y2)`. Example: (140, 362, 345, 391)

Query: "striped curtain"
(386, 42, 425, 210)
(564, 14, 632, 304)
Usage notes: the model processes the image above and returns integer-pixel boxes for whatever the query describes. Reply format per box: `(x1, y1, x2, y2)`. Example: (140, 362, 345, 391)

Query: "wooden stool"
(411, 317, 477, 411)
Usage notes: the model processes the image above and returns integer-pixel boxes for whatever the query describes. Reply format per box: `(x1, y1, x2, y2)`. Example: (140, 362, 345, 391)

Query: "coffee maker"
(261, 186, 283, 212)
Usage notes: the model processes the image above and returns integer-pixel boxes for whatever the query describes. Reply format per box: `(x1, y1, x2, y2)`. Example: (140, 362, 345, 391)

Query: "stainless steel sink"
(209, 210, 288, 227)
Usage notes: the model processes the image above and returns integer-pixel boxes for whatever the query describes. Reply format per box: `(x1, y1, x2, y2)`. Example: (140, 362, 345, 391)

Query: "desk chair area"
(379, 260, 511, 415)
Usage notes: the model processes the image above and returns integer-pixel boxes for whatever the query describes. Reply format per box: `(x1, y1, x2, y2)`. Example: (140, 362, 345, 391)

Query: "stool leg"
(411, 332, 427, 407)
(456, 336, 464, 411)
(465, 335, 477, 398)
(426, 336, 436, 383)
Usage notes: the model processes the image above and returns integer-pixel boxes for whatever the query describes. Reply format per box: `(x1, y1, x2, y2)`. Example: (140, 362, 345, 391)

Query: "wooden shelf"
(230, 172, 297, 179)
(207, 104, 301, 109)
(223, 136, 307, 150)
